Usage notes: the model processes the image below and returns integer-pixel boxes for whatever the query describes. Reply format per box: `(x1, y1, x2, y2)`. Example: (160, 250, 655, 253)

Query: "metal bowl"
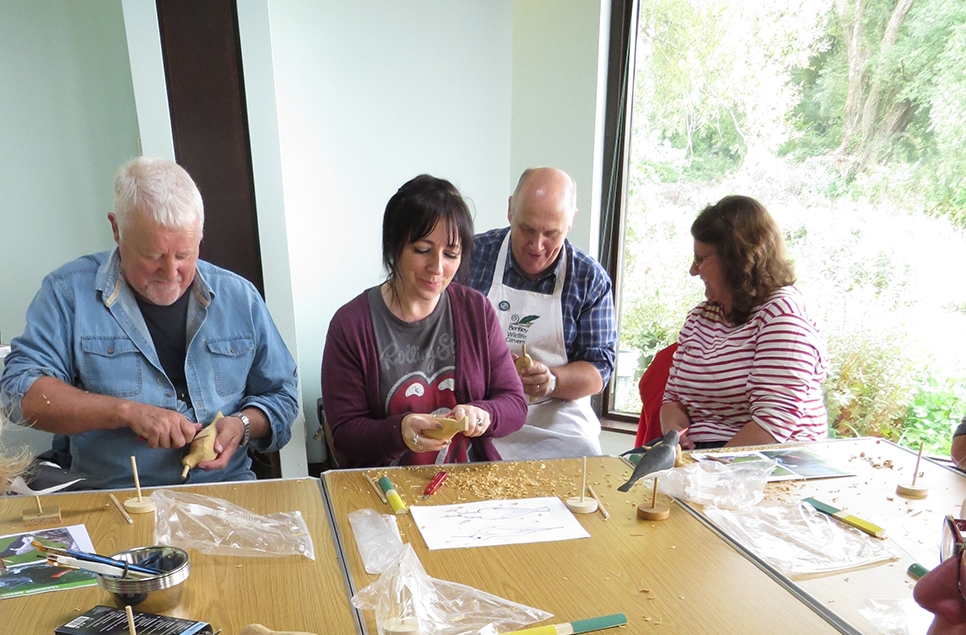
(95, 546, 190, 612)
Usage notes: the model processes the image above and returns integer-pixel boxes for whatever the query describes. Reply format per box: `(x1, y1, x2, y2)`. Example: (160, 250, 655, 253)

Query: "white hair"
(113, 157, 204, 238)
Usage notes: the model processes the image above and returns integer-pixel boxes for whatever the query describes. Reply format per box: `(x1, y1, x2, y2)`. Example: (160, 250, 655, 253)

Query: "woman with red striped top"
(661, 195, 828, 450)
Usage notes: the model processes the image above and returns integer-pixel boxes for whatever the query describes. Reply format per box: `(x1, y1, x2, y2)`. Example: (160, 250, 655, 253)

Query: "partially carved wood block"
(422, 415, 469, 441)
(181, 412, 221, 479)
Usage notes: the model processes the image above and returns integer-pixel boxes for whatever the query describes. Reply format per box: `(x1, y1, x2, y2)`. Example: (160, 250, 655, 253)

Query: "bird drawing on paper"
(617, 430, 679, 492)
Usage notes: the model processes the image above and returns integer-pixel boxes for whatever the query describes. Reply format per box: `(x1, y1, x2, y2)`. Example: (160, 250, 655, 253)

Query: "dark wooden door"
(156, 0, 264, 294)
(156, 0, 279, 478)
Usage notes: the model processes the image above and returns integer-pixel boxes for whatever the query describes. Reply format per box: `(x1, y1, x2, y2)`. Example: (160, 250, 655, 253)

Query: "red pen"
(423, 471, 448, 499)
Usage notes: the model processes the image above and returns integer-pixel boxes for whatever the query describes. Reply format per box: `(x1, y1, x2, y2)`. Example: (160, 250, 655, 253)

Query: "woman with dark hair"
(660, 195, 828, 450)
(321, 175, 527, 468)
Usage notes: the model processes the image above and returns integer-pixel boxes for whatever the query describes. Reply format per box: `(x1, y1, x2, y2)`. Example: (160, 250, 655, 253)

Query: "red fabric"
(635, 343, 679, 447)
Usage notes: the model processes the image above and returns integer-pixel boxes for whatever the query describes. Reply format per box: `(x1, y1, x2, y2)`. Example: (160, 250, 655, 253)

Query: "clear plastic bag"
(703, 502, 896, 576)
(659, 459, 776, 509)
(351, 544, 552, 635)
(349, 508, 405, 574)
(857, 598, 933, 635)
(152, 489, 314, 560)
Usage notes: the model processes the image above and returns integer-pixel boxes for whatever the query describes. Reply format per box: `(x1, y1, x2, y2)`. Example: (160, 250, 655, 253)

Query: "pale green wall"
(0, 0, 609, 471)
(509, 0, 608, 255)
(0, 0, 140, 454)
(266, 0, 515, 461)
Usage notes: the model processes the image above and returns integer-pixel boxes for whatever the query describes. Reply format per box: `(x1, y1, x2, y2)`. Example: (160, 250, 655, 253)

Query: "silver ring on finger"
(412, 433, 419, 446)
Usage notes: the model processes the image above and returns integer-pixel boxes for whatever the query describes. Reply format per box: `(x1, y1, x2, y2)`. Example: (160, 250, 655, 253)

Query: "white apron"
(487, 233, 602, 460)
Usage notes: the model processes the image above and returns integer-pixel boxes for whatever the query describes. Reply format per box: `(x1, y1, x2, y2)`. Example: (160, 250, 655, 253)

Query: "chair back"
(635, 343, 678, 447)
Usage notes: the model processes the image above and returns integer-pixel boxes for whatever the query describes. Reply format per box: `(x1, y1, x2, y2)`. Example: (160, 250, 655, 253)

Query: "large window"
(607, 0, 966, 454)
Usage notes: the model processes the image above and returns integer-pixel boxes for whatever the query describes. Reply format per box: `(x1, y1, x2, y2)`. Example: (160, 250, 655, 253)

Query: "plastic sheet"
(152, 489, 314, 560)
(659, 458, 776, 509)
(857, 598, 932, 635)
(703, 502, 896, 576)
(351, 544, 552, 635)
(349, 508, 405, 574)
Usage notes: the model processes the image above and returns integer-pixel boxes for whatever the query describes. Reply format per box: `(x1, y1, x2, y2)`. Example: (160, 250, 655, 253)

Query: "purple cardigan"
(321, 283, 527, 468)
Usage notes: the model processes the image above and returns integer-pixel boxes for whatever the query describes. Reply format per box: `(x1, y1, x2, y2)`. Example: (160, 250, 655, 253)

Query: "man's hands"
(121, 401, 200, 449)
(512, 354, 556, 401)
(195, 414, 249, 471)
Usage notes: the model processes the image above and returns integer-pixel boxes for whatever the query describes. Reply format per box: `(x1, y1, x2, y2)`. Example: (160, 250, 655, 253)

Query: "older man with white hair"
(468, 167, 617, 459)
(0, 157, 298, 488)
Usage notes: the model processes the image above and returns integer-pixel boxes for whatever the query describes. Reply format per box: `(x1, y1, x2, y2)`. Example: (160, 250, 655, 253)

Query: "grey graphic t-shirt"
(368, 286, 457, 420)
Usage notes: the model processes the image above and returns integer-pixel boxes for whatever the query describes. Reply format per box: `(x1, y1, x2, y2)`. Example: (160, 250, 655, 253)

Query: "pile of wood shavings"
(765, 479, 807, 504)
(382, 462, 582, 502)
(850, 452, 894, 469)
(445, 463, 580, 501)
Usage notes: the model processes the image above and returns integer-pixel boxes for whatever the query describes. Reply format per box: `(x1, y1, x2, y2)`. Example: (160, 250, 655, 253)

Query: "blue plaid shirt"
(466, 227, 617, 386)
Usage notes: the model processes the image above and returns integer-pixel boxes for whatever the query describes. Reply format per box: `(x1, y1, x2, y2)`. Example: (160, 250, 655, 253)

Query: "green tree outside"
(617, 0, 966, 456)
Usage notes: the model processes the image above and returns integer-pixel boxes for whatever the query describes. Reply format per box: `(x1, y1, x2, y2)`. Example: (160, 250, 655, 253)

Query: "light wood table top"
(0, 478, 358, 634)
(683, 437, 966, 634)
(322, 456, 842, 634)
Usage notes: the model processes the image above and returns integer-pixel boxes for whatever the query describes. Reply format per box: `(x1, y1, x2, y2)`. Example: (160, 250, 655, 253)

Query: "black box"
(55, 605, 212, 635)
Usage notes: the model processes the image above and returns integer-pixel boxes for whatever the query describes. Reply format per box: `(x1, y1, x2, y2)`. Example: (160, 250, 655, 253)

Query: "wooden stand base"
(124, 498, 156, 514)
(896, 483, 929, 499)
(382, 616, 420, 635)
(565, 497, 599, 514)
(22, 505, 61, 525)
(637, 502, 669, 521)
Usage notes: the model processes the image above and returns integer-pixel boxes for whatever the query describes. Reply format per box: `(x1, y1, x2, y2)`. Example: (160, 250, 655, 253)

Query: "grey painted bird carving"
(618, 430, 679, 492)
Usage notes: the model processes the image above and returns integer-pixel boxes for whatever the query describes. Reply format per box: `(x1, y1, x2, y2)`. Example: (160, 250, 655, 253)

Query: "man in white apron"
(467, 168, 617, 460)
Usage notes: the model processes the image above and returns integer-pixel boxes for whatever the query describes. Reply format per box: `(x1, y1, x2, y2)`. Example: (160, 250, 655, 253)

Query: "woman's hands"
(401, 413, 450, 454)
(401, 405, 492, 453)
(660, 401, 694, 450)
(446, 405, 491, 438)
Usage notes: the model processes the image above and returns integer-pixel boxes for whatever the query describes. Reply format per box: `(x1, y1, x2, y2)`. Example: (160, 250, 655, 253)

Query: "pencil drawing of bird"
(617, 430, 679, 492)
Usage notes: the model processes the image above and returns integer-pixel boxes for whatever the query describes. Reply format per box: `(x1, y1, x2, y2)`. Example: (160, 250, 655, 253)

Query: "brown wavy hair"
(691, 195, 795, 325)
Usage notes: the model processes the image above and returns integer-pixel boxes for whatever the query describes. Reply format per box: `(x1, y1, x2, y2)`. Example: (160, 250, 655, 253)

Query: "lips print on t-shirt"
(385, 367, 457, 417)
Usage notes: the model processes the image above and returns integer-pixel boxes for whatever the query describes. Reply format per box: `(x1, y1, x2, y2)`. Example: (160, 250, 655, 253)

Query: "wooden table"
(322, 457, 843, 634)
(1, 478, 358, 634)
(681, 437, 966, 634)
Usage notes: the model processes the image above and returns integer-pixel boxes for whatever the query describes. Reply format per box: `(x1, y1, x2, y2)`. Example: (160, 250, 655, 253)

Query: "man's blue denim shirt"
(0, 249, 300, 489)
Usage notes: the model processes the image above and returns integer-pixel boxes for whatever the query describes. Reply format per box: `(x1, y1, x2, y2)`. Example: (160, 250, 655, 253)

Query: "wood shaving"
(850, 453, 894, 469)
(386, 462, 582, 501)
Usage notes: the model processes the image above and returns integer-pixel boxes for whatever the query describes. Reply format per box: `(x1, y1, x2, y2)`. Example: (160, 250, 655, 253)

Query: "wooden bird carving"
(514, 343, 533, 373)
(617, 430, 679, 492)
(181, 412, 221, 479)
(422, 415, 469, 441)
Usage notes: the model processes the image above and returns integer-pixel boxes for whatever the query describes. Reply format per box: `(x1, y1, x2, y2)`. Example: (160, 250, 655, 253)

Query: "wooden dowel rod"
(125, 604, 137, 635)
(587, 484, 609, 520)
(130, 456, 144, 502)
(109, 493, 134, 524)
(911, 442, 925, 487)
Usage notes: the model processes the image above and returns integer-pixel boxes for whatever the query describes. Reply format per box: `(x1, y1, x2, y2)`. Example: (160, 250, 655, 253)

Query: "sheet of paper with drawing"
(410, 496, 590, 550)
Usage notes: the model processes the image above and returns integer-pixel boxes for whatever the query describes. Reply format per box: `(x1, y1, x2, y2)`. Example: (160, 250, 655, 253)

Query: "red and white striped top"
(664, 287, 828, 444)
